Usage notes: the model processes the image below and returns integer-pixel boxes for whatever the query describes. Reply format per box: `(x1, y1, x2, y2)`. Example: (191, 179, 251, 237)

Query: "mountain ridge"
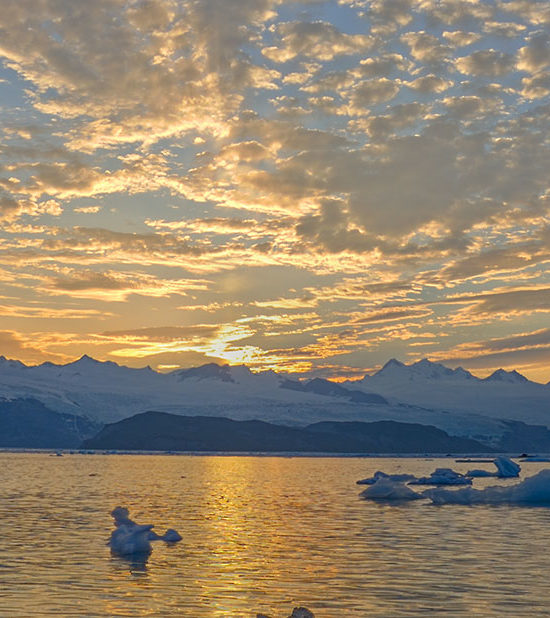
(81, 411, 491, 454)
(0, 355, 549, 448)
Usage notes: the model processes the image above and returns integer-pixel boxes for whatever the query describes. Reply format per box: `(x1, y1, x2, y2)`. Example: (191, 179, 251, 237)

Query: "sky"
(0, 0, 549, 381)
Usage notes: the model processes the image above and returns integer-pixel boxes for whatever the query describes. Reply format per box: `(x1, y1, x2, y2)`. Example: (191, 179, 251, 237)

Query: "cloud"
(442, 31, 482, 47)
(262, 21, 373, 63)
(0, 0, 549, 380)
(101, 325, 221, 342)
(455, 50, 515, 76)
(439, 287, 550, 318)
(347, 78, 401, 111)
(355, 54, 411, 78)
(478, 328, 550, 353)
(401, 32, 452, 64)
(521, 72, 550, 98)
(499, 1, 550, 26)
(353, 306, 432, 324)
(366, 0, 414, 32)
(406, 74, 452, 93)
(439, 244, 550, 284)
(52, 271, 132, 292)
(0, 0, 281, 153)
(0, 330, 52, 364)
(517, 31, 550, 73)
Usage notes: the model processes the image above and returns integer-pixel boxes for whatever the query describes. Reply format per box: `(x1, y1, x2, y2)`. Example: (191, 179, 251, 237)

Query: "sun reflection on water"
(2, 454, 550, 616)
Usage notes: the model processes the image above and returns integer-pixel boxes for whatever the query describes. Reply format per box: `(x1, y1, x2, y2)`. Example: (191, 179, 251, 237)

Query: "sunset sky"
(1, 0, 549, 381)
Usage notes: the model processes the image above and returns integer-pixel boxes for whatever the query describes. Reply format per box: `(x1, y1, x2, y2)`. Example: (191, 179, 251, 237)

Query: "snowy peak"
(411, 358, 455, 379)
(372, 358, 475, 381)
(280, 377, 389, 404)
(373, 358, 407, 378)
(172, 363, 234, 383)
(68, 354, 118, 368)
(410, 359, 475, 380)
(484, 368, 529, 384)
(0, 356, 26, 370)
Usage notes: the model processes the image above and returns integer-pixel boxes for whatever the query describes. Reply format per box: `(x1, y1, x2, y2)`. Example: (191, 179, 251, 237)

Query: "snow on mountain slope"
(0, 355, 388, 426)
(483, 368, 529, 384)
(0, 355, 548, 444)
(347, 358, 550, 427)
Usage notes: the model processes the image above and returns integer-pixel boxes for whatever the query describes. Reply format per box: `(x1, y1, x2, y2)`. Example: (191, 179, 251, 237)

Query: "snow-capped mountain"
(0, 355, 549, 445)
(483, 368, 529, 384)
(363, 358, 475, 382)
(345, 358, 550, 429)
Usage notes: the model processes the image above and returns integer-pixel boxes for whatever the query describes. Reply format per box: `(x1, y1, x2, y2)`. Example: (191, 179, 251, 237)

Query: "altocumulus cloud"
(0, 0, 549, 381)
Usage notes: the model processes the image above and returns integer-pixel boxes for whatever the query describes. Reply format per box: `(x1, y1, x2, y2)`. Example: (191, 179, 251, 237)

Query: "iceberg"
(360, 477, 424, 501)
(408, 468, 472, 486)
(357, 471, 416, 485)
(425, 469, 550, 505)
(108, 507, 182, 556)
(358, 468, 471, 486)
(467, 456, 521, 478)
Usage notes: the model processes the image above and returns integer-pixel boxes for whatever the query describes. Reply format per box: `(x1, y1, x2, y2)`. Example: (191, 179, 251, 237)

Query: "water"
(2, 453, 550, 617)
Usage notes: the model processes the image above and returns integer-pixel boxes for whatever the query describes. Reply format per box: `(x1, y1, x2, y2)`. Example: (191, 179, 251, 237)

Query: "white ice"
(108, 507, 182, 556)
(360, 477, 424, 501)
(356, 471, 417, 485)
(424, 469, 550, 505)
(467, 456, 521, 478)
(408, 468, 472, 486)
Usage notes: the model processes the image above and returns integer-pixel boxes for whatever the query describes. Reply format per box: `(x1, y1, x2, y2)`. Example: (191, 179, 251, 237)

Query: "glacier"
(1, 355, 550, 447)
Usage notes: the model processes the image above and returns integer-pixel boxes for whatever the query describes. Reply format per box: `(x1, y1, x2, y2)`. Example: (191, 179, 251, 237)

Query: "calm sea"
(1, 453, 550, 617)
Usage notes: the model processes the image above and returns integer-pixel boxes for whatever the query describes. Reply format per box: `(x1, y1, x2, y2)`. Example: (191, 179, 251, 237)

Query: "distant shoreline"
(0, 448, 525, 458)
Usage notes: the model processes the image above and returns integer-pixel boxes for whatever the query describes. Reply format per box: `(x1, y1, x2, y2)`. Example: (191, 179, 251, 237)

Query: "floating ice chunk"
(357, 471, 416, 485)
(289, 609, 315, 618)
(467, 469, 496, 478)
(360, 477, 424, 501)
(108, 507, 181, 556)
(467, 456, 521, 478)
(108, 507, 155, 556)
(408, 468, 472, 486)
(494, 457, 521, 477)
(424, 469, 550, 505)
(109, 522, 155, 555)
(159, 528, 182, 542)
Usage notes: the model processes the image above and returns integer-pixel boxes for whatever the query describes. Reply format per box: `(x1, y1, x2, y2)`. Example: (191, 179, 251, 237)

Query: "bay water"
(1, 453, 550, 617)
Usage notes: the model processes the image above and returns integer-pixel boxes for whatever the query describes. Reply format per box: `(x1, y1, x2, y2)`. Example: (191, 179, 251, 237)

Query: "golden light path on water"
(2, 453, 550, 616)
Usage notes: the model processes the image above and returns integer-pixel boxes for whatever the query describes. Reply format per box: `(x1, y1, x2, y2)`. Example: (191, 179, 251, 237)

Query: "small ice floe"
(108, 507, 182, 557)
(424, 469, 550, 505)
(356, 471, 416, 485)
(360, 477, 424, 501)
(467, 456, 521, 478)
(408, 468, 472, 486)
(288, 609, 315, 618)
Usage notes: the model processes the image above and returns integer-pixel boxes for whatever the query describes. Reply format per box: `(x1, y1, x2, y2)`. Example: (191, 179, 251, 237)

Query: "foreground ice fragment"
(360, 477, 424, 500)
(424, 469, 550, 505)
(357, 471, 416, 485)
(108, 506, 182, 556)
(467, 456, 521, 478)
(408, 468, 472, 486)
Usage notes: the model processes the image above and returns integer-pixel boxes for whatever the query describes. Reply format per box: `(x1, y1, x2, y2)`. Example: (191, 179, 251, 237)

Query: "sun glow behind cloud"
(0, 0, 550, 381)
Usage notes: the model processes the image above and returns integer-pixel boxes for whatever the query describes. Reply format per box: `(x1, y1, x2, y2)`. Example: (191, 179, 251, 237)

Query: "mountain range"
(1, 355, 549, 450)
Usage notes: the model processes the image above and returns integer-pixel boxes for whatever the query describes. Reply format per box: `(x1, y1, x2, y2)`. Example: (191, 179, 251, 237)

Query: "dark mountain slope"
(81, 411, 491, 453)
(0, 398, 100, 448)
